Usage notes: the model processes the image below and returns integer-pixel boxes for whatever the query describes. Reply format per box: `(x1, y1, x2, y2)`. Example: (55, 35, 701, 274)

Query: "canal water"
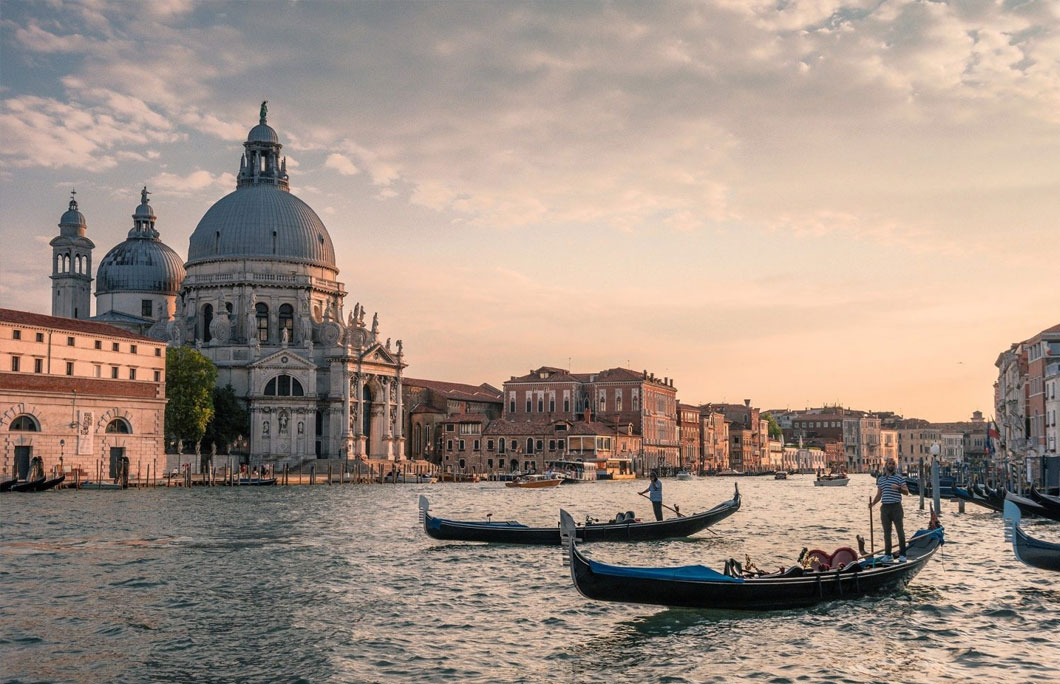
(2, 476, 1057, 683)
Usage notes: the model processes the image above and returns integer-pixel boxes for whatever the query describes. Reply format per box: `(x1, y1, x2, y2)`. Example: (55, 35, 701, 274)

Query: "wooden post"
(299, 461, 303, 485)
(918, 457, 925, 510)
(310, 463, 315, 485)
(328, 462, 333, 485)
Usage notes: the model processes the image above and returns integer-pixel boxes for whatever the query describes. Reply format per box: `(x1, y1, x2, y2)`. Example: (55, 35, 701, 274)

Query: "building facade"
(1, 309, 166, 481)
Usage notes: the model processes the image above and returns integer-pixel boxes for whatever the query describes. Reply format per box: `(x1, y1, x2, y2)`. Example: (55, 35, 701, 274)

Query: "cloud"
(324, 153, 359, 176)
(147, 169, 236, 196)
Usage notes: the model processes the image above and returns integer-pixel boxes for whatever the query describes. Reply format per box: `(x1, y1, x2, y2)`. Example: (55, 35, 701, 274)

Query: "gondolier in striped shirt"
(870, 458, 910, 562)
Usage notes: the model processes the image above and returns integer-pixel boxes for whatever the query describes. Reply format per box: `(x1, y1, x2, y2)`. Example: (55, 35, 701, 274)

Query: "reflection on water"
(1, 475, 1057, 683)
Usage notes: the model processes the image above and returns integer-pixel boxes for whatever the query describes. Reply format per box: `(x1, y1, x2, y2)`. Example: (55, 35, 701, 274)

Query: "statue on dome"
(260, 100, 268, 124)
(141, 186, 150, 205)
(396, 339, 403, 356)
(371, 313, 379, 336)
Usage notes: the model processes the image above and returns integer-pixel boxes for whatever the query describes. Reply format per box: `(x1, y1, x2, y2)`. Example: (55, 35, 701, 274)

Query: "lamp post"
(59, 439, 65, 476)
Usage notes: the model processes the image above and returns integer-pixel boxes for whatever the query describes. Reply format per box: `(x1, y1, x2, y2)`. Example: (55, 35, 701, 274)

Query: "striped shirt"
(876, 473, 905, 504)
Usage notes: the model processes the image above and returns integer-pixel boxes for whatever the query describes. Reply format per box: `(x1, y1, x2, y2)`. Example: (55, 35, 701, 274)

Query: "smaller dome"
(248, 123, 279, 144)
(61, 207, 86, 227)
(96, 239, 186, 295)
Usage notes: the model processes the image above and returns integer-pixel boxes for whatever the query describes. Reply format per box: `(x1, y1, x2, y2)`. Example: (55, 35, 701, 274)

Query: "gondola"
(235, 477, 278, 486)
(1005, 491, 1060, 522)
(560, 509, 944, 610)
(953, 486, 1002, 512)
(1003, 500, 1060, 572)
(419, 484, 741, 545)
(9, 474, 65, 492)
(1029, 486, 1060, 516)
(0, 477, 17, 492)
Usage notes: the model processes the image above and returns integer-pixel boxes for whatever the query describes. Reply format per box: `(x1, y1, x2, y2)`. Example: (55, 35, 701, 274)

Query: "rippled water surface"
(2, 475, 1058, 683)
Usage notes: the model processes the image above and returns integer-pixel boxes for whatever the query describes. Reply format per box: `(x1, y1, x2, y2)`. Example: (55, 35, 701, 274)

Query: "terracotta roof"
(506, 366, 583, 383)
(402, 377, 502, 403)
(567, 420, 626, 436)
(0, 308, 160, 343)
(0, 372, 163, 400)
(410, 405, 444, 415)
(483, 417, 565, 435)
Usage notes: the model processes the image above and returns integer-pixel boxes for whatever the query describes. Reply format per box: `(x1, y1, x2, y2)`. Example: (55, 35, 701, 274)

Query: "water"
(2, 475, 1057, 684)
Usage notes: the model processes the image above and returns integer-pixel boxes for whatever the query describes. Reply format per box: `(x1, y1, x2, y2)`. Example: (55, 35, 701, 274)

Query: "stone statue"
(263, 420, 270, 435)
(396, 339, 403, 355)
(278, 411, 289, 435)
(386, 337, 391, 352)
(246, 292, 257, 343)
(358, 305, 366, 325)
(281, 327, 289, 348)
(301, 314, 313, 349)
(300, 290, 311, 316)
(347, 312, 355, 329)
(352, 303, 361, 325)
(141, 186, 150, 205)
(371, 313, 379, 336)
(260, 100, 268, 123)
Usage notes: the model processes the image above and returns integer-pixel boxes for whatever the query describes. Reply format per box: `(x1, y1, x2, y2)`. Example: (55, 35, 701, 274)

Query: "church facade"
(49, 103, 406, 465)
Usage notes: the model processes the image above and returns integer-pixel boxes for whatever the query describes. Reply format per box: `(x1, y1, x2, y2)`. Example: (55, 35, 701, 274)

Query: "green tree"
(165, 347, 216, 455)
(203, 384, 249, 454)
(762, 413, 783, 441)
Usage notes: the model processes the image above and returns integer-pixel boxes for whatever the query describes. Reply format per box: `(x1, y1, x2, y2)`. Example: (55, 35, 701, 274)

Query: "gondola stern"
(418, 495, 429, 526)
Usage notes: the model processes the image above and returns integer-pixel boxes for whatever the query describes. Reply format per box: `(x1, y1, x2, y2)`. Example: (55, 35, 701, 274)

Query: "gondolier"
(640, 472, 663, 521)
(870, 458, 910, 562)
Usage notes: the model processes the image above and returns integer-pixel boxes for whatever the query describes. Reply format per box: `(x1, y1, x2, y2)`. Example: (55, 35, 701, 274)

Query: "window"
(10, 415, 39, 431)
(111, 367, 119, 379)
(558, 439, 565, 451)
(446, 424, 455, 432)
(599, 390, 606, 412)
(498, 439, 506, 453)
(536, 439, 543, 451)
(35, 332, 43, 342)
(34, 359, 43, 374)
(487, 440, 495, 451)
(459, 439, 465, 451)
(142, 299, 153, 317)
(106, 419, 131, 434)
(616, 391, 623, 411)
(510, 440, 517, 451)
(130, 345, 137, 354)
(155, 347, 161, 356)
(447, 440, 453, 451)
(526, 438, 534, 453)
(66, 361, 74, 376)
(563, 397, 570, 413)
(263, 374, 304, 396)
(537, 397, 544, 413)
(129, 368, 136, 380)
(549, 395, 555, 412)
(256, 303, 269, 342)
(509, 399, 516, 413)
(549, 439, 556, 451)
(473, 439, 480, 451)
(526, 397, 532, 412)
(154, 370, 161, 382)
(94, 365, 101, 377)
(11, 356, 20, 372)
(94, 340, 102, 350)
(279, 304, 294, 341)
(67, 336, 75, 346)
(112, 342, 120, 351)
(12, 330, 20, 340)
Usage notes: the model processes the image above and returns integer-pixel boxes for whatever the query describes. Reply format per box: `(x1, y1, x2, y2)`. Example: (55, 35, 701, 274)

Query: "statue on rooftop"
(259, 100, 268, 123)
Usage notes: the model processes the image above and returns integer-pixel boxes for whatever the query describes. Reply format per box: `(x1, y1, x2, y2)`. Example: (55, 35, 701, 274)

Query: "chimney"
(583, 408, 592, 423)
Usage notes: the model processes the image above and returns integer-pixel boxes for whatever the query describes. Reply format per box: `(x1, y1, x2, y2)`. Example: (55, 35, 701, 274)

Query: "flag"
(986, 420, 999, 458)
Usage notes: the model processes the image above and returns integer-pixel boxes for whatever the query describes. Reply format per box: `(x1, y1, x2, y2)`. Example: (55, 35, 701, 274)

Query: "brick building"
(402, 378, 502, 461)
(677, 403, 700, 473)
(0, 309, 166, 481)
(699, 409, 730, 473)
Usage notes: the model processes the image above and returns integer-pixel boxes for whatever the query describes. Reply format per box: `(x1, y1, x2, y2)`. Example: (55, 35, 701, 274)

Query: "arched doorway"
(10, 414, 39, 479)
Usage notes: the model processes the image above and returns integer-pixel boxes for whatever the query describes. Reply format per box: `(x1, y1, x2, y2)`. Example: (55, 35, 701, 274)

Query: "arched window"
(264, 374, 304, 397)
(526, 437, 534, 454)
(203, 304, 214, 343)
(63, 254, 70, 273)
(278, 304, 294, 341)
(256, 303, 269, 343)
(106, 418, 131, 433)
(9, 415, 40, 431)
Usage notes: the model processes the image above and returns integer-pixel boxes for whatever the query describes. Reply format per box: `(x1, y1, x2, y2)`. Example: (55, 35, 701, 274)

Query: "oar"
(868, 495, 875, 556)
(638, 491, 685, 518)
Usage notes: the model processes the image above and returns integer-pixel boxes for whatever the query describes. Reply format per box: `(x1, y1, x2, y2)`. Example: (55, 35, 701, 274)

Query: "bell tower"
(50, 190, 95, 319)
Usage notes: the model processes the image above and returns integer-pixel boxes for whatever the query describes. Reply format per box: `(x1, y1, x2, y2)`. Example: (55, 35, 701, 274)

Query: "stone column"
(384, 377, 395, 460)
(341, 366, 351, 459)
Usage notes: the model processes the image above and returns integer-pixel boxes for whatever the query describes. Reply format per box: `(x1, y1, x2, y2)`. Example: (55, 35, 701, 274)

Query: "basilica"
(48, 103, 406, 464)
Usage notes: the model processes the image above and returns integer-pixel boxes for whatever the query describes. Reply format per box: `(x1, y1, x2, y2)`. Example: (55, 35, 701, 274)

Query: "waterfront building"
(677, 403, 700, 473)
(402, 378, 502, 461)
(843, 413, 881, 473)
(699, 409, 729, 473)
(995, 324, 1060, 460)
(704, 401, 764, 472)
(0, 309, 166, 480)
(881, 428, 898, 466)
(1046, 363, 1059, 456)
(502, 366, 680, 471)
(42, 104, 408, 467)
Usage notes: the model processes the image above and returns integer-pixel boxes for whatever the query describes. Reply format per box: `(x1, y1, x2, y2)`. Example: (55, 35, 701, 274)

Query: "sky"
(1, 0, 1057, 422)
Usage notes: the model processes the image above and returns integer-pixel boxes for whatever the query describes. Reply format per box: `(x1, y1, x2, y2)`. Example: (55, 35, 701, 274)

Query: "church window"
(106, 418, 131, 434)
(203, 304, 214, 343)
(264, 374, 304, 397)
(10, 415, 39, 431)
(279, 304, 294, 340)
(256, 303, 269, 342)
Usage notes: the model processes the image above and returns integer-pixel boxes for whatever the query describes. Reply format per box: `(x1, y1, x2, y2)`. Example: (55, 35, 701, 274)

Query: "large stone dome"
(186, 185, 336, 268)
(185, 105, 337, 270)
(97, 239, 186, 294)
(96, 187, 186, 295)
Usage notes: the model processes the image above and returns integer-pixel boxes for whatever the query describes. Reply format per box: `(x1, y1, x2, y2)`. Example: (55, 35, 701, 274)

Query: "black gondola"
(1028, 486, 1060, 515)
(0, 477, 17, 492)
(234, 477, 278, 486)
(419, 485, 741, 545)
(1005, 491, 1060, 522)
(9, 474, 65, 492)
(559, 509, 944, 610)
(953, 486, 1002, 512)
(1003, 500, 1060, 572)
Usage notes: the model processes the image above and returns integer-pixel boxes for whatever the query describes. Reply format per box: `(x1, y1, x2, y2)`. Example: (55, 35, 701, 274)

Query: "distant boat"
(814, 473, 849, 487)
(505, 474, 563, 489)
(774, 471, 788, 480)
(676, 471, 694, 481)
(717, 469, 742, 476)
(234, 477, 278, 486)
(79, 480, 125, 490)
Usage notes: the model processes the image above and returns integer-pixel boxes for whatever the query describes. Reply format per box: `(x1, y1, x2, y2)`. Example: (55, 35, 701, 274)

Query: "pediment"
(360, 343, 397, 365)
(248, 349, 316, 371)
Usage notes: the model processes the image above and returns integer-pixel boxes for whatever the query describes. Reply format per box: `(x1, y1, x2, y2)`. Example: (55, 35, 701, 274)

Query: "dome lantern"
(238, 100, 288, 191)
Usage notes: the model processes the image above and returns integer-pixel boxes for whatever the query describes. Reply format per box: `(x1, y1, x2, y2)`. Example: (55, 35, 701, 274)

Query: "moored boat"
(235, 477, 278, 486)
(505, 474, 563, 488)
(79, 480, 125, 490)
(0, 477, 17, 492)
(9, 474, 65, 492)
(774, 471, 788, 480)
(1003, 500, 1060, 572)
(676, 471, 693, 481)
(560, 510, 944, 610)
(1029, 486, 1060, 515)
(419, 484, 741, 545)
(1005, 491, 1060, 522)
(814, 474, 849, 487)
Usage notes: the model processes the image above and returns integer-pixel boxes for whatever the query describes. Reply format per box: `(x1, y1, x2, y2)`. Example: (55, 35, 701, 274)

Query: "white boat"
(676, 471, 694, 481)
(814, 474, 849, 487)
